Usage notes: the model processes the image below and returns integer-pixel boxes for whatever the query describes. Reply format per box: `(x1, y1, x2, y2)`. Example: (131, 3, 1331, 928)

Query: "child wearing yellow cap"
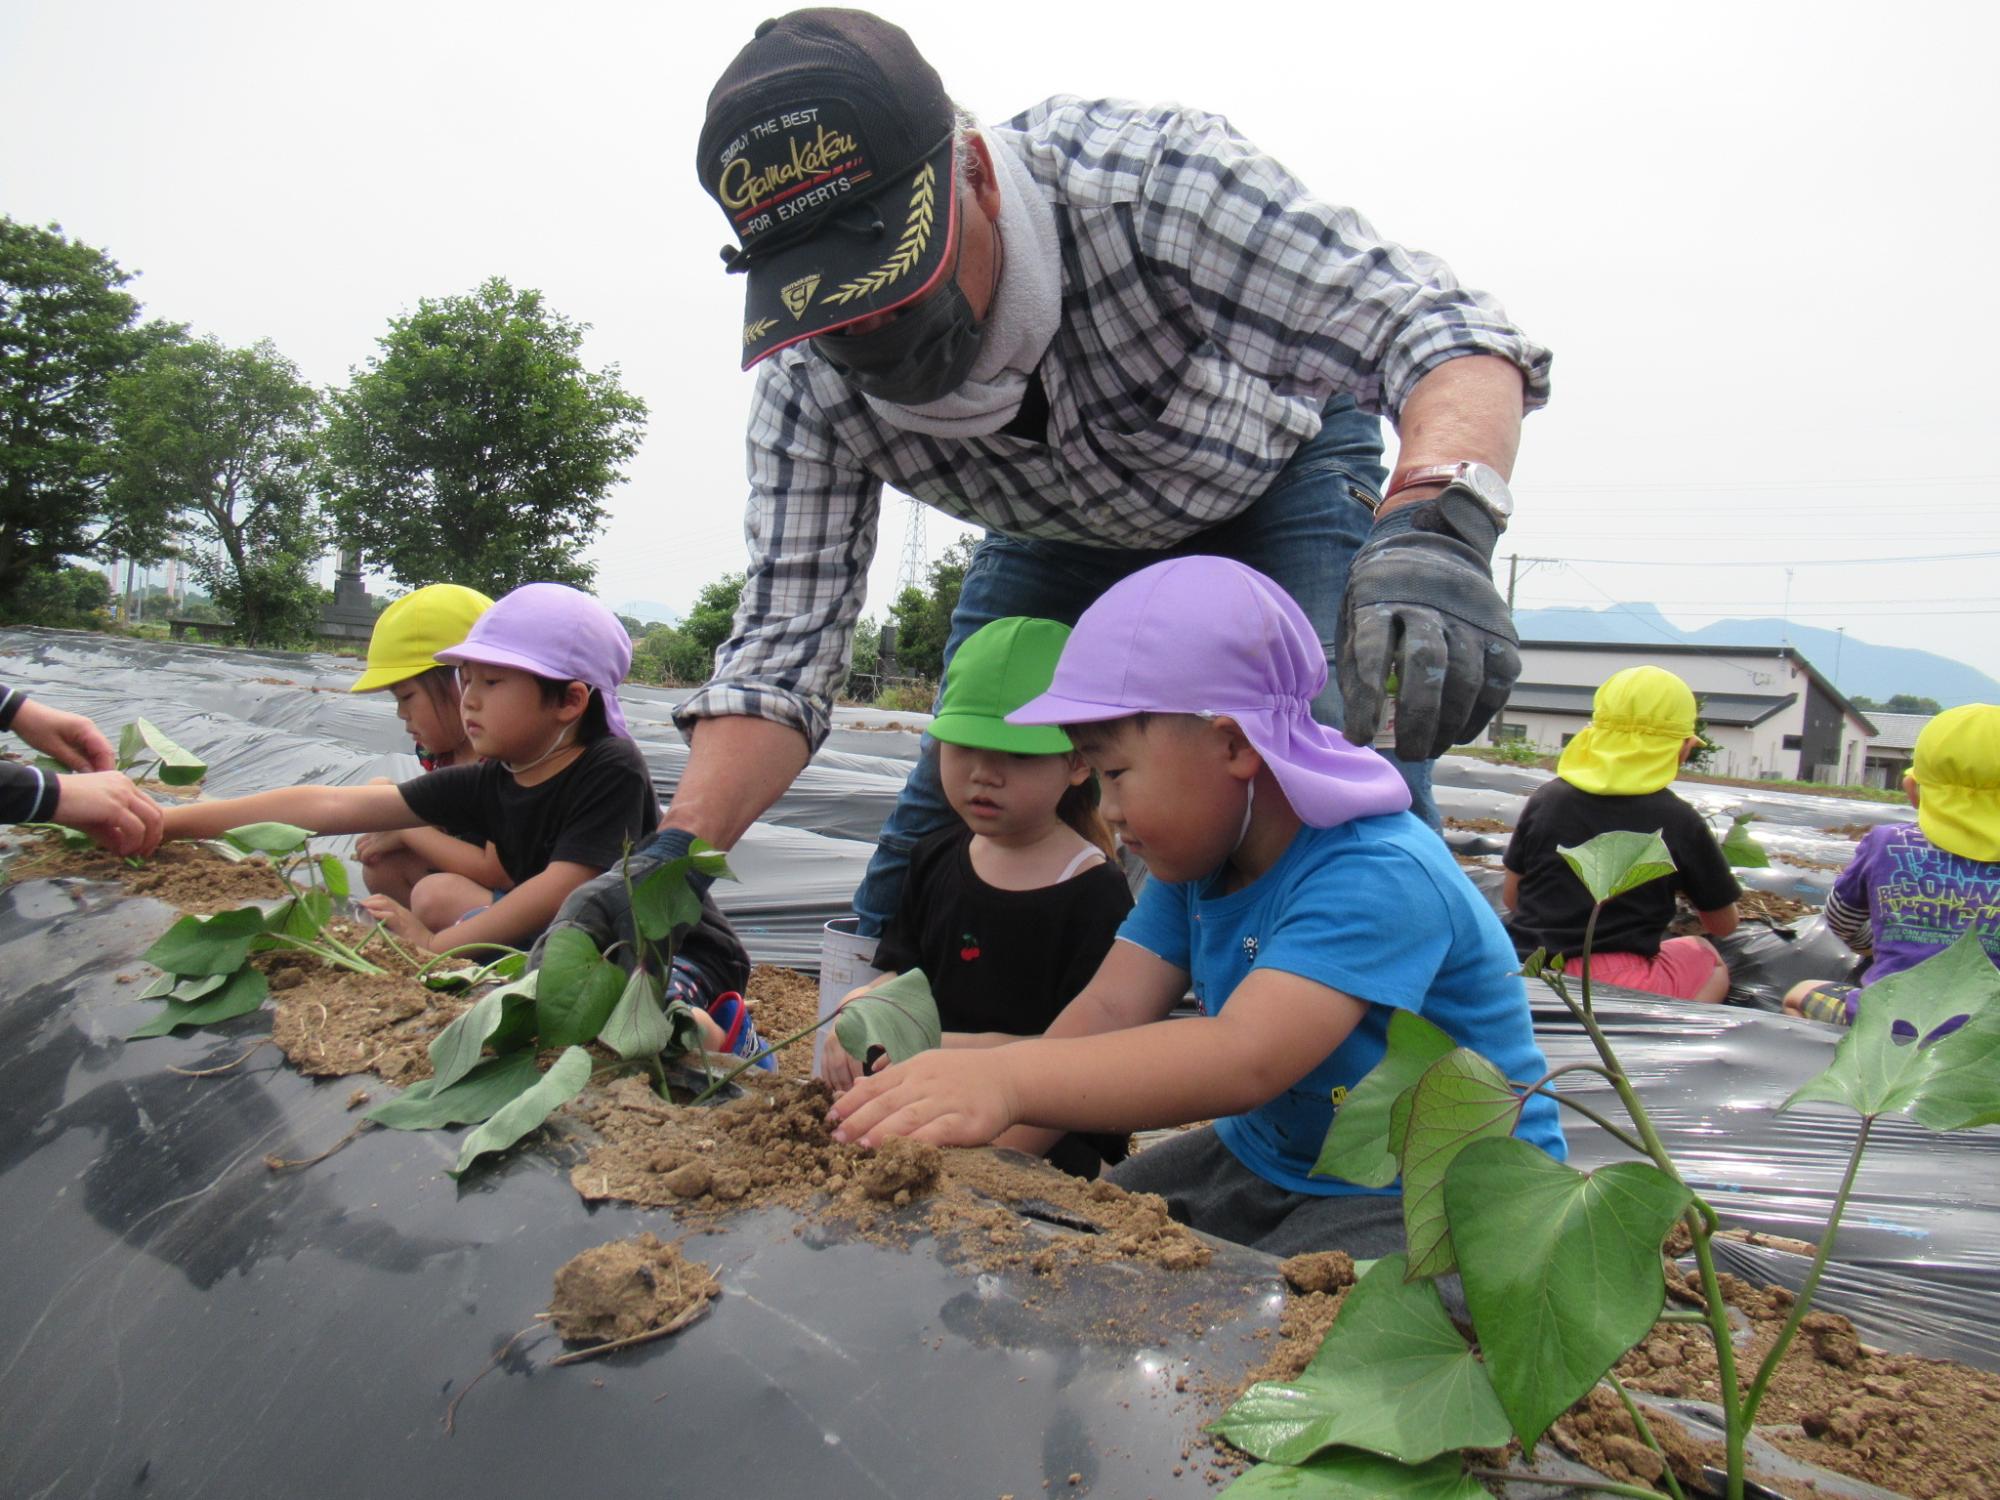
(1502, 665, 1743, 1002)
(1786, 704, 2000, 1025)
(347, 584, 501, 905)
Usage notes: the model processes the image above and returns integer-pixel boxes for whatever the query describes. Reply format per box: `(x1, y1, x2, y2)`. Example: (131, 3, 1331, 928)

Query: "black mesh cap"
(696, 8, 963, 369)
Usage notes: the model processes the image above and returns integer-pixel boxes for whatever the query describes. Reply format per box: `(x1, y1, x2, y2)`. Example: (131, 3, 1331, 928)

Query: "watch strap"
(1382, 462, 1471, 503)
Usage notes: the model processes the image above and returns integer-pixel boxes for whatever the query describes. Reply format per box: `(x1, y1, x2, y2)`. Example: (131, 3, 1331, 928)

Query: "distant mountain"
(1511, 604, 2000, 709)
(616, 600, 682, 626)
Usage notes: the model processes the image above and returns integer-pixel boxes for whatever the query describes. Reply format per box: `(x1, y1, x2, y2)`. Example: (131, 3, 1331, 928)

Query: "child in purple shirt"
(1786, 704, 2000, 1024)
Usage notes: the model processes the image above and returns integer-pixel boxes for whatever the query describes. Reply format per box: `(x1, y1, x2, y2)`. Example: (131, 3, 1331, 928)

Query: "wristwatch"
(1382, 461, 1515, 530)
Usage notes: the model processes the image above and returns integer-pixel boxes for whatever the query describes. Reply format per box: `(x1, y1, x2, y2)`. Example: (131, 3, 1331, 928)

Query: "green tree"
(631, 623, 714, 685)
(886, 535, 976, 682)
(0, 561, 112, 628)
(0, 219, 179, 610)
(682, 572, 744, 656)
(321, 277, 646, 595)
(108, 337, 328, 646)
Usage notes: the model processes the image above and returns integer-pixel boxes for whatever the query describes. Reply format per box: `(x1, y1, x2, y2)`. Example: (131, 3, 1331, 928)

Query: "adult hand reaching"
(1336, 487, 1520, 762)
(527, 827, 710, 970)
(11, 698, 117, 772)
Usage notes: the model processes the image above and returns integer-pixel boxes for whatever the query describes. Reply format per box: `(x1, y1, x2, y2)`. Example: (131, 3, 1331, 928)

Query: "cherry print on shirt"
(959, 931, 981, 962)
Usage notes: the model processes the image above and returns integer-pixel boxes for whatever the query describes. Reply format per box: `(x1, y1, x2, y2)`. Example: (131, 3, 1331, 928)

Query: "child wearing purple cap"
(156, 586, 754, 1047)
(832, 557, 1563, 1259)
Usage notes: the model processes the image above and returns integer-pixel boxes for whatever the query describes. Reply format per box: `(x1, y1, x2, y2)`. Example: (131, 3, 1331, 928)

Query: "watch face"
(1460, 462, 1515, 521)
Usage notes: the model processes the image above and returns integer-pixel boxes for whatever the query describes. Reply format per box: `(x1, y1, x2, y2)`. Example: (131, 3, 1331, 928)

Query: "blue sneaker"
(707, 991, 777, 1071)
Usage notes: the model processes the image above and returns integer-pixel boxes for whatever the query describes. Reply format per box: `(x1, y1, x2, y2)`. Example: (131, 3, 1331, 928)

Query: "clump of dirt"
(5, 833, 288, 912)
(1243, 1287, 1349, 1386)
(1824, 823, 1880, 840)
(1551, 1383, 1717, 1489)
(1738, 889, 1816, 924)
(1445, 816, 1511, 834)
(1279, 1250, 1355, 1294)
(570, 1074, 1211, 1287)
(743, 964, 821, 1079)
(547, 1232, 719, 1346)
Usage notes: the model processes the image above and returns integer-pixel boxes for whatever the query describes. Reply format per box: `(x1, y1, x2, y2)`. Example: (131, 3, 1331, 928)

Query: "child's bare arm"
(1697, 903, 1739, 938)
(160, 784, 418, 843)
(833, 966, 1367, 1149)
(401, 827, 509, 887)
(426, 859, 602, 953)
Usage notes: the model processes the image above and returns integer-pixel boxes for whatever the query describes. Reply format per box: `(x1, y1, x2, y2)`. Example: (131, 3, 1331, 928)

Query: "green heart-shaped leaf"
(143, 905, 269, 976)
(1445, 1137, 1691, 1452)
(367, 1051, 542, 1130)
(1211, 1254, 1509, 1466)
(684, 838, 735, 880)
(427, 973, 538, 1091)
(317, 853, 351, 900)
(1399, 1050, 1523, 1278)
(116, 720, 145, 770)
(220, 821, 313, 856)
(834, 968, 941, 1068)
(600, 968, 675, 1060)
(1558, 830, 1675, 904)
(534, 928, 627, 1048)
(1719, 812, 1770, 869)
(129, 968, 270, 1038)
(449, 1046, 591, 1177)
(268, 888, 332, 941)
(135, 718, 207, 785)
(1315, 1011, 1456, 1188)
(1222, 1452, 1485, 1499)
(631, 858, 703, 944)
(1784, 932, 2000, 1129)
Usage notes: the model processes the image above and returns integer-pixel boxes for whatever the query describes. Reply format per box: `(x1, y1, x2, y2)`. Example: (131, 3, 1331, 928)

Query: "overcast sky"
(5, 0, 1996, 682)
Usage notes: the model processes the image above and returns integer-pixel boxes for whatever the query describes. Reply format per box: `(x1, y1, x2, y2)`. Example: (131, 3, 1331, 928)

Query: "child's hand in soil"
(357, 893, 434, 951)
(829, 1047, 1018, 1149)
(53, 771, 164, 856)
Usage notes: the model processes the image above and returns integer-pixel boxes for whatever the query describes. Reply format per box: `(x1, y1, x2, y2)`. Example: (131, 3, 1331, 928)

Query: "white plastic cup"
(816, 917, 886, 1074)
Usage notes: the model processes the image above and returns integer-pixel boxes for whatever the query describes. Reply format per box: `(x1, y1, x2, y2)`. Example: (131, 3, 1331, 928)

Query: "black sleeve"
(0, 761, 61, 823)
(398, 762, 489, 839)
(1502, 790, 1542, 874)
(1052, 862, 1134, 1006)
(546, 740, 658, 873)
(678, 888, 751, 998)
(1666, 798, 1743, 912)
(0, 685, 26, 733)
(872, 833, 944, 977)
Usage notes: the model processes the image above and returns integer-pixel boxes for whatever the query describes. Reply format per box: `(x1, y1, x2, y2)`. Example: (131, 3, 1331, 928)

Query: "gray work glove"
(528, 827, 712, 971)
(1336, 486, 1520, 762)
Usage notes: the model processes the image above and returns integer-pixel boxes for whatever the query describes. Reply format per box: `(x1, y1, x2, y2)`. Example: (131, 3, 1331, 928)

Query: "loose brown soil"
(1222, 1255, 2000, 1499)
(547, 1232, 720, 1346)
(743, 964, 820, 1079)
(262, 939, 469, 1087)
(1825, 823, 1883, 840)
(1738, 889, 1816, 924)
(4, 832, 288, 912)
(569, 1073, 1210, 1289)
(1445, 817, 1512, 834)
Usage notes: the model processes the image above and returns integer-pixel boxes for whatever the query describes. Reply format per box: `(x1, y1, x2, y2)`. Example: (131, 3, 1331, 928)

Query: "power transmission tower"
(894, 497, 927, 596)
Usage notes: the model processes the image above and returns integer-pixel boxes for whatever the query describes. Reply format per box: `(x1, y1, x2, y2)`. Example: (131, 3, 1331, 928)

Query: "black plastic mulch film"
(0, 629, 1988, 1499)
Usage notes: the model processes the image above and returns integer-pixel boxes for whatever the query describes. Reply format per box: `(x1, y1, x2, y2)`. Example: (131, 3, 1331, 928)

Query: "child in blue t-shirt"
(831, 556, 1564, 1258)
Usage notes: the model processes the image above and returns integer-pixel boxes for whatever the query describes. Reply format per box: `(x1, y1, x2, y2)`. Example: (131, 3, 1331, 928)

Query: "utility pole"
(1504, 554, 1563, 611)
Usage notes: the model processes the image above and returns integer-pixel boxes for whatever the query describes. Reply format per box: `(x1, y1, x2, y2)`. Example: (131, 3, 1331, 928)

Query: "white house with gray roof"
(1475, 642, 1878, 784)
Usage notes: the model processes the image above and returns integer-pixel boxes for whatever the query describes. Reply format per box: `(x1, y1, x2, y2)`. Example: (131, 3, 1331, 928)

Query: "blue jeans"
(850, 396, 1438, 935)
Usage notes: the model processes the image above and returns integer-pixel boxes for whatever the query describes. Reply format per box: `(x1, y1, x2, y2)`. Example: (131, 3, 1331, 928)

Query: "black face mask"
(816, 273, 988, 405)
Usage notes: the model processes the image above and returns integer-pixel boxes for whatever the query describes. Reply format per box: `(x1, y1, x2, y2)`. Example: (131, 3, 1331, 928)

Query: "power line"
(1533, 548, 2000, 568)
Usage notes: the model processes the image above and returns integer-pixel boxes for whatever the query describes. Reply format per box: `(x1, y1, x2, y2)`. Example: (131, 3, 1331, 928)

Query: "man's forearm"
(662, 714, 811, 848)
(1380, 354, 1527, 514)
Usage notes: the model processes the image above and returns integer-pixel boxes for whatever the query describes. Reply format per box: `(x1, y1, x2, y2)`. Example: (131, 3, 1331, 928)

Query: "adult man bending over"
(550, 7, 1551, 950)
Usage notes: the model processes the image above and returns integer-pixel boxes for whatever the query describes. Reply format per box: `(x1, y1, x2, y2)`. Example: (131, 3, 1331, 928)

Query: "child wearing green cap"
(821, 617, 1134, 1178)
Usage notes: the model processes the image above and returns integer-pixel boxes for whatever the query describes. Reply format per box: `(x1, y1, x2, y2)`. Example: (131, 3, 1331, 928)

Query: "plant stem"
(1607, 1373, 1689, 1500)
(1467, 1471, 1665, 1500)
(1525, 1085, 1650, 1158)
(263, 934, 386, 976)
(1685, 1218, 1744, 1497)
(687, 1012, 840, 1106)
(1580, 901, 1604, 1018)
(1737, 1114, 1874, 1434)
(414, 941, 524, 979)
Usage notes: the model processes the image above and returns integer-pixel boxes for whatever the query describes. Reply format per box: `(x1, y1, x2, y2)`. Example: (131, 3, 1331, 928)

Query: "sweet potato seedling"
(1214, 827, 2000, 1499)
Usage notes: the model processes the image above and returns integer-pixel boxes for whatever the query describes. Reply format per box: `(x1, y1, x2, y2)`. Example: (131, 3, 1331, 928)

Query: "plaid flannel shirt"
(676, 96, 1553, 752)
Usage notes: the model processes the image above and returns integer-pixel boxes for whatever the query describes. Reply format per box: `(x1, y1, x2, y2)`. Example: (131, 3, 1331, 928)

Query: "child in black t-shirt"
(1502, 666, 1742, 1001)
(820, 618, 1132, 1176)
(153, 586, 750, 1027)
